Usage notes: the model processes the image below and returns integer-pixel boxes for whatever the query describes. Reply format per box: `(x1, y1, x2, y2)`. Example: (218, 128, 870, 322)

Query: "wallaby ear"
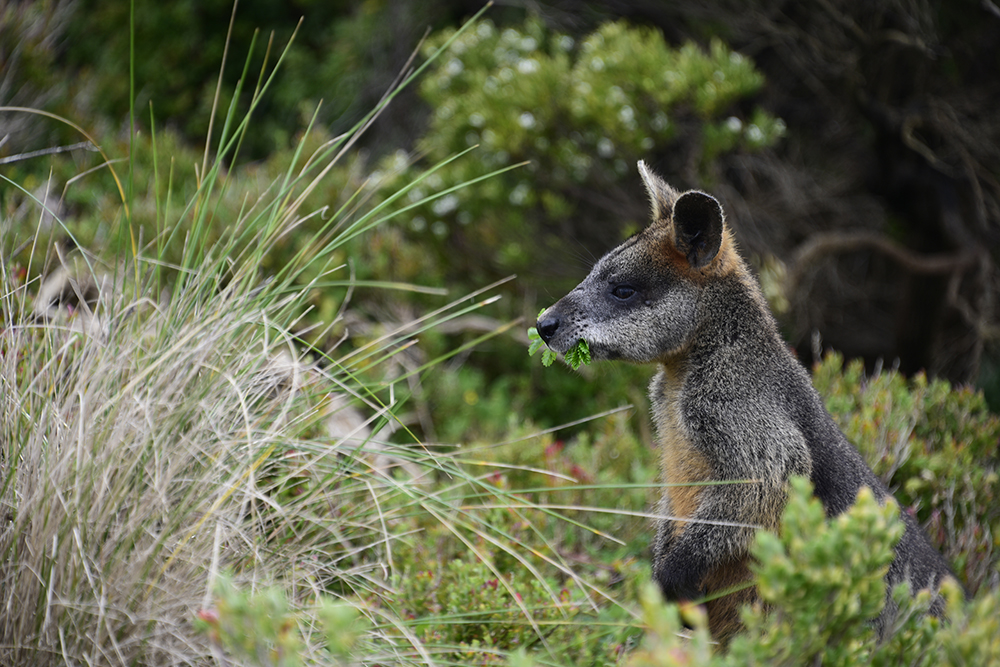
(637, 160, 679, 222)
(672, 191, 724, 269)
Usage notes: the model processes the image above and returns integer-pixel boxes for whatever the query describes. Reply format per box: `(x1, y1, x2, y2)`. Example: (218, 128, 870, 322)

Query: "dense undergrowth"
(2, 5, 999, 666)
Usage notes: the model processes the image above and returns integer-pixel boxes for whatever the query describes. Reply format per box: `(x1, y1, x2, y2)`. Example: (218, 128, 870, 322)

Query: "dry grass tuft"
(1, 250, 400, 663)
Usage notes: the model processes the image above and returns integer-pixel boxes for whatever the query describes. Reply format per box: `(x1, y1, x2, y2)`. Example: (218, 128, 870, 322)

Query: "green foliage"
(387, 500, 646, 667)
(195, 575, 368, 667)
(812, 353, 1000, 592)
(59, 0, 418, 158)
(394, 554, 578, 665)
(371, 18, 784, 287)
(471, 409, 657, 557)
(734, 478, 901, 663)
(528, 326, 559, 367)
(621, 582, 720, 667)
(362, 404, 657, 666)
(564, 338, 592, 370)
(624, 477, 1000, 667)
(0, 1, 79, 150)
(527, 323, 591, 370)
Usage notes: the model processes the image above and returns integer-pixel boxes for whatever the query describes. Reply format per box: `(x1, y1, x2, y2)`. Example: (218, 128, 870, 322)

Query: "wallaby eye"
(611, 285, 636, 300)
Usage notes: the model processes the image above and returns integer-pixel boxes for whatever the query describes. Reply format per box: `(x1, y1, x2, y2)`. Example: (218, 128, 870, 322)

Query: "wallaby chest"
(650, 359, 712, 536)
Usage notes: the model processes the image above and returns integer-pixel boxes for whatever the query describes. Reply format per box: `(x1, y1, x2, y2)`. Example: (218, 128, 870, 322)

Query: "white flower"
(597, 137, 614, 158)
(432, 194, 459, 216)
(509, 183, 530, 205)
(517, 58, 539, 74)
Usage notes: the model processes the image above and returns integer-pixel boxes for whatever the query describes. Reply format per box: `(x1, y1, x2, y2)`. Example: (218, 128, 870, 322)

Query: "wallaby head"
(536, 161, 735, 364)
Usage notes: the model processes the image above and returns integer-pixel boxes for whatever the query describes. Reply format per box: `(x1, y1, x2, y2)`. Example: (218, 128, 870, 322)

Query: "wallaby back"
(536, 161, 960, 643)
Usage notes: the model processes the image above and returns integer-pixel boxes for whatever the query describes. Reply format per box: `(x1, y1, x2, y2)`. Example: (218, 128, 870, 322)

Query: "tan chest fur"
(653, 358, 712, 538)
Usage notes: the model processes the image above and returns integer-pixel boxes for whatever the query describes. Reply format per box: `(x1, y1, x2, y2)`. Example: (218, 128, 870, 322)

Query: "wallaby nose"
(536, 313, 560, 343)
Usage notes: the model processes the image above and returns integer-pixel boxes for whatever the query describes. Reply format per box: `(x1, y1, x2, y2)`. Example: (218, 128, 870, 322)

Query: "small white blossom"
(432, 194, 459, 216)
(597, 137, 614, 158)
(509, 182, 530, 205)
(517, 58, 539, 74)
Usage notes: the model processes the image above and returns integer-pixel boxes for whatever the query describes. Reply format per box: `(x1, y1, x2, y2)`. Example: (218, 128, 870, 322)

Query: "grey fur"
(537, 161, 960, 641)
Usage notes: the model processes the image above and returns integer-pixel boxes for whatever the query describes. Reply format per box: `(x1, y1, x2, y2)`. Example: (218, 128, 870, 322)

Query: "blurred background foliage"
(369, 18, 783, 290)
(4, 0, 999, 496)
(3, 0, 998, 412)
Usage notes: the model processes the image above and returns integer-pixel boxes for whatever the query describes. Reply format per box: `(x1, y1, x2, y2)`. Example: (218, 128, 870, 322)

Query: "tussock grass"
(0, 236, 624, 665)
(2, 259, 330, 662)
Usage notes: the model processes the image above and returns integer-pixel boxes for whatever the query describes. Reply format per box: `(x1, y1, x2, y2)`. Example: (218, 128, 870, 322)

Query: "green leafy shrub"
(387, 491, 647, 667)
(368, 18, 784, 289)
(59, 0, 431, 158)
(469, 408, 657, 557)
(395, 554, 578, 665)
(735, 478, 904, 663)
(625, 477, 1000, 667)
(812, 353, 1000, 592)
(528, 323, 592, 370)
(195, 575, 368, 667)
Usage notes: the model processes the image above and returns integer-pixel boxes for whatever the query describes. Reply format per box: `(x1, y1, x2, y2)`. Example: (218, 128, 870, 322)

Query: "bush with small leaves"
(730, 477, 902, 664)
(812, 353, 1000, 592)
(389, 540, 642, 666)
(368, 18, 784, 289)
(624, 476, 1000, 666)
(195, 575, 368, 667)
